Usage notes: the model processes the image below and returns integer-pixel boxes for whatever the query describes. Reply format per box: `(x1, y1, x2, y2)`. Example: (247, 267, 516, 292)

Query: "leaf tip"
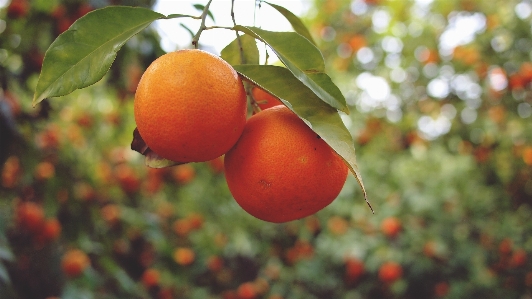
(342, 106, 350, 115)
(32, 95, 43, 107)
(364, 192, 374, 214)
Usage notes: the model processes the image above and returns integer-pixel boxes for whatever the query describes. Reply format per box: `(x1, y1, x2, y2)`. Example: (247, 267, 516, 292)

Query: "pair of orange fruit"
(134, 49, 348, 223)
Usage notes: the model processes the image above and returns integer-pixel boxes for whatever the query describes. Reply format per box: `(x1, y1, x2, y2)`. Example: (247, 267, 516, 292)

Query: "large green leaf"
(234, 26, 349, 114)
(221, 34, 260, 66)
(264, 1, 316, 45)
(234, 65, 371, 211)
(32, 6, 165, 106)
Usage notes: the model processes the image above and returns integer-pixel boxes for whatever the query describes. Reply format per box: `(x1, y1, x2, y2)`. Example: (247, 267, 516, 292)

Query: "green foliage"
(264, 1, 317, 46)
(32, 6, 165, 105)
(31, 2, 365, 199)
(221, 34, 260, 66)
(233, 25, 349, 114)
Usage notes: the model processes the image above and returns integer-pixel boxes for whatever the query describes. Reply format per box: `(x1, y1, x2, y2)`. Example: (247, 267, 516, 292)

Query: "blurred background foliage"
(1, 0, 532, 298)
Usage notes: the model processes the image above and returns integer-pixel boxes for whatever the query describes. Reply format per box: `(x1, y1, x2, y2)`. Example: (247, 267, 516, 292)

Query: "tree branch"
(191, 0, 214, 49)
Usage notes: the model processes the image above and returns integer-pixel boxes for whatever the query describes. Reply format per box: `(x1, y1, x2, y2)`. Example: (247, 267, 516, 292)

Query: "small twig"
(230, 0, 259, 114)
(253, 0, 260, 27)
(231, 0, 246, 65)
(203, 26, 233, 30)
(191, 0, 214, 49)
(167, 13, 202, 20)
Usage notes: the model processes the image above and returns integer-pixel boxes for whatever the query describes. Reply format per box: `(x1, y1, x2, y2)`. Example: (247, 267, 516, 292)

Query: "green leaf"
(180, 23, 195, 38)
(166, 13, 201, 19)
(0, 247, 14, 262)
(192, 4, 215, 22)
(234, 26, 349, 114)
(0, 263, 10, 284)
(234, 65, 371, 212)
(264, 1, 316, 45)
(32, 6, 165, 106)
(221, 34, 260, 65)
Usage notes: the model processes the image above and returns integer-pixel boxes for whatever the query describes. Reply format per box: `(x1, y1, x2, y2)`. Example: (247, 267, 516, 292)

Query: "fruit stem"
(248, 84, 262, 114)
(191, 0, 214, 49)
(228, 0, 260, 114)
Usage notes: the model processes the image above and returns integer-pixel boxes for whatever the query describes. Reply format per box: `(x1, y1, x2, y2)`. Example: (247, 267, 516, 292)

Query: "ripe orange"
(42, 218, 62, 241)
(172, 164, 196, 184)
(16, 202, 45, 233)
(61, 249, 90, 277)
(134, 49, 247, 163)
(206, 255, 224, 272)
(224, 106, 348, 223)
(344, 257, 365, 283)
(378, 261, 403, 284)
(141, 268, 160, 288)
(327, 215, 349, 235)
(172, 219, 192, 237)
(434, 282, 449, 297)
(236, 282, 257, 299)
(380, 216, 402, 238)
(522, 146, 532, 165)
(173, 247, 195, 266)
(251, 86, 283, 110)
(101, 204, 120, 225)
(510, 249, 527, 267)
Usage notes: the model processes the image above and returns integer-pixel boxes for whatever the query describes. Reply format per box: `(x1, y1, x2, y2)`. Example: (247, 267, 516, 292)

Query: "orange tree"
(306, 0, 532, 298)
(1, 1, 369, 298)
(1, 0, 532, 299)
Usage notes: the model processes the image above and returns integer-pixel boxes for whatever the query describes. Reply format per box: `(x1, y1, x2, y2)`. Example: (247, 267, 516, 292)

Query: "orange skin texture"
(251, 87, 283, 110)
(224, 106, 348, 223)
(134, 49, 247, 163)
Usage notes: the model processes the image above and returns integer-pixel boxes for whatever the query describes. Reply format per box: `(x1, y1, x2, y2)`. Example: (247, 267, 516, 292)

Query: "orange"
(344, 257, 365, 283)
(61, 249, 90, 277)
(42, 218, 62, 241)
(510, 249, 527, 267)
(141, 268, 160, 288)
(380, 216, 402, 238)
(434, 282, 449, 297)
(224, 106, 348, 223)
(101, 204, 120, 225)
(134, 49, 247, 163)
(206, 255, 224, 272)
(172, 218, 192, 237)
(327, 215, 349, 235)
(172, 164, 196, 184)
(523, 146, 532, 165)
(236, 282, 257, 299)
(16, 201, 45, 233)
(378, 261, 403, 283)
(173, 247, 195, 266)
(251, 86, 283, 110)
